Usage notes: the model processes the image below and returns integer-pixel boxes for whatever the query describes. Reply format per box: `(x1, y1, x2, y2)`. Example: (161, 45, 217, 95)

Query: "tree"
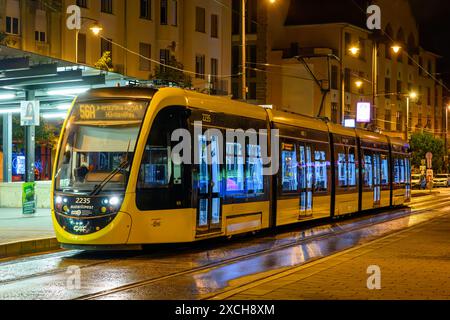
(151, 55, 192, 88)
(12, 116, 60, 149)
(95, 51, 114, 72)
(410, 132, 445, 172)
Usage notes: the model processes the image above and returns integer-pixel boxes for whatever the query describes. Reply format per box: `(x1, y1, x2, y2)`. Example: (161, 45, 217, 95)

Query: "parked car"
(411, 174, 422, 189)
(433, 174, 450, 188)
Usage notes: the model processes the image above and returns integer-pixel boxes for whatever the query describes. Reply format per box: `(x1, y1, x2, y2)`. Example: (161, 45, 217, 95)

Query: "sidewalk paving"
(223, 210, 450, 300)
(0, 208, 58, 259)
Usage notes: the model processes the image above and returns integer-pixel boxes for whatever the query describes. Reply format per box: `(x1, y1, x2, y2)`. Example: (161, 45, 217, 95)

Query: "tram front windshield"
(54, 100, 149, 194)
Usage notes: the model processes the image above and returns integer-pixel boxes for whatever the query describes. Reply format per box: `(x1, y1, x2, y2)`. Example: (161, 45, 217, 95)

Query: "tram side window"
(314, 148, 328, 193)
(225, 142, 245, 195)
(394, 156, 407, 185)
(363, 151, 373, 188)
(348, 148, 357, 187)
(336, 146, 357, 190)
(381, 154, 389, 186)
(281, 143, 298, 193)
(337, 151, 347, 187)
(141, 146, 172, 187)
(246, 144, 264, 195)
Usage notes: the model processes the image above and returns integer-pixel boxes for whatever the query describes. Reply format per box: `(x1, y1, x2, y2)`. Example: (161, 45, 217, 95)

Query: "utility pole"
(241, 0, 247, 101)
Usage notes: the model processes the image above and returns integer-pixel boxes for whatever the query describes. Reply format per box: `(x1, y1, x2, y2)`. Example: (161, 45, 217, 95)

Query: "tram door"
(373, 153, 381, 206)
(197, 134, 222, 235)
(299, 144, 313, 216)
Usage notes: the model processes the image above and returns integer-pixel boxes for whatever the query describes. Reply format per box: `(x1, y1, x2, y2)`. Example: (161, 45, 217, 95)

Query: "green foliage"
(12, 116, 60, 149)
(410, 132, 445, 172)
(94, 51, 114, 72)
(152, 55, 192, 88)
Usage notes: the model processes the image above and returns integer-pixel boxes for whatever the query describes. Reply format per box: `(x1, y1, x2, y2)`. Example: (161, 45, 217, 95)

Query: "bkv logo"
(66, 5, 81, 31)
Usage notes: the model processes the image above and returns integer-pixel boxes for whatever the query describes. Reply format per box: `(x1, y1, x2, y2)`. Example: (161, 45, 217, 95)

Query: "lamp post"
(75, 18, 103, 63)
(241, 0, 246, 101)
(406, 91, 417, 141)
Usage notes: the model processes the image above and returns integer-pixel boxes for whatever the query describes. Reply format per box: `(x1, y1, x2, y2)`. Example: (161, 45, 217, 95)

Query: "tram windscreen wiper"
(90, 140, 131, 197)
(89, 160, 130, 197)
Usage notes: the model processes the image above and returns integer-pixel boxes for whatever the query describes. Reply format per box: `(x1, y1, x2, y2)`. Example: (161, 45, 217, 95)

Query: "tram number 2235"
(76, 198, 91, 205)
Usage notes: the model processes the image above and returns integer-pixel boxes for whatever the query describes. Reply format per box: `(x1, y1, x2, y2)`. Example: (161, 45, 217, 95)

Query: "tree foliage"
(151, 55, 192, 88)
(94, 51, 114, 72)
(12, 116, 60, 149)
(410, 132, 445, 172)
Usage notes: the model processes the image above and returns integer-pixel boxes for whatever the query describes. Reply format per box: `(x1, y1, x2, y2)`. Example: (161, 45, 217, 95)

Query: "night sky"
(410, 0, 450, 91)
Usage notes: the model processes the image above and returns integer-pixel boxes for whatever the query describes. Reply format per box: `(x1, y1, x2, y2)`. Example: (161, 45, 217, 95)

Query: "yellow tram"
(51, 87, 411, 249)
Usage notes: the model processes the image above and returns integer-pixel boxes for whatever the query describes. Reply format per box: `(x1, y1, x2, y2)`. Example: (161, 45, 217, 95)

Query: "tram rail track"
(0, 194, 447, 298)
(74, 198, 450, 300)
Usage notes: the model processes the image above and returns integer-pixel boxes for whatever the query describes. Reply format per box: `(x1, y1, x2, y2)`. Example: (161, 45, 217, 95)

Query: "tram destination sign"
(75, 101, 148, 121)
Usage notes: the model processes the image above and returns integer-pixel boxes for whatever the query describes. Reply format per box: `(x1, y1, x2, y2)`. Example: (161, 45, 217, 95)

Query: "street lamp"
(241, 0, 276, 101)
(406, 91, 418, 141)
(355, 80, 363, 89)
(75, 18, 103, 63)
(391, 45, 402, 54)
(349, 46, 360, 56)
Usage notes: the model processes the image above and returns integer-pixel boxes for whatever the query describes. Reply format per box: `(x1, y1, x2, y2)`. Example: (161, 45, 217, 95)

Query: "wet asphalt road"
(0, 192, 449, 300)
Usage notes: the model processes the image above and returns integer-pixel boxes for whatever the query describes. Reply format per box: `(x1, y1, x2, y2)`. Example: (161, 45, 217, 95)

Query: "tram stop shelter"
(0, 45, 137, 208)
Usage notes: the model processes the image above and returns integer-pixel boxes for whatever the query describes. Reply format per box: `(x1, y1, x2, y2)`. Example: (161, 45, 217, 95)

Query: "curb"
(0, 238, 60, 259)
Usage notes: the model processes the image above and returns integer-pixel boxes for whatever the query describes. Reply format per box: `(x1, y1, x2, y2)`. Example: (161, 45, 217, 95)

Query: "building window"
(195, 7, 206, 33)
(358, 38, 365, 60)
(5, 16, 19, 35)
(101, 38, 113, 59)
(418, 113, 423, 127)
(427, 87, 431, 106)
(385, 109, 391, 131)
(344, 32, 351, 55)
(160, 49, 170, 72)
(139, 43, 151, 71)
(171, 0, 178, 26)
(344, 68, 351, 92)
(77, 33, 86, 63)
(35, 9, 47, 43)
(211, 14, 219, 38)
(385, 78, 391, 97)
(140, 0, 152, 20)
(195, 55, 205, 79)
(331, 66, 338, 90)
(77, 0, 88, 8)
(35, 31, 46, 42)
(331, 103, 338, 123)
(101, 0, 113, 13)
(160, 0, 168, 25)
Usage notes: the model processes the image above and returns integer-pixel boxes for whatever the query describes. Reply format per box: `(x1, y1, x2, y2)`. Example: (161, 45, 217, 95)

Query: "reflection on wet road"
(0, 195, 449, 300)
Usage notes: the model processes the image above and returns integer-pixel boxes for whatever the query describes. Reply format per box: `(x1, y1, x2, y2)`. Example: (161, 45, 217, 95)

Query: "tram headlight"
(109, 197, 120, 206)
(55, 196, 63, 204)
